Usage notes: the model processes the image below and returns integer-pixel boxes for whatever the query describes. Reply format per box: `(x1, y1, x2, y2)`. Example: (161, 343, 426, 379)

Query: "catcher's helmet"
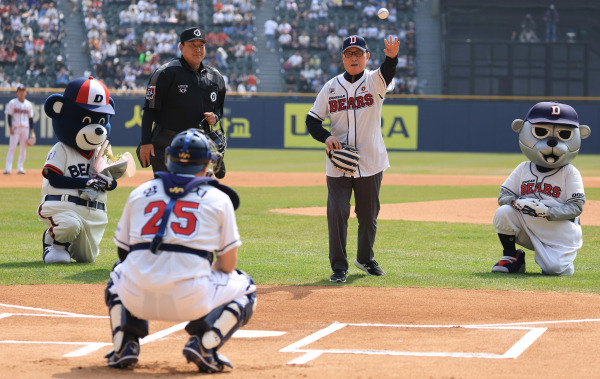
(165, 129, 217, 174)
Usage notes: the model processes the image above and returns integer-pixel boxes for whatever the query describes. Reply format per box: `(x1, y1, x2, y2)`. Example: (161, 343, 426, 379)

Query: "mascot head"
(44, 76, 115, 152)
(511, 101, 591, 169)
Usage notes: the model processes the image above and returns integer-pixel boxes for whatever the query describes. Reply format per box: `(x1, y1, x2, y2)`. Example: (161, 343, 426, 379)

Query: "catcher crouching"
(492, 102, 591, 275)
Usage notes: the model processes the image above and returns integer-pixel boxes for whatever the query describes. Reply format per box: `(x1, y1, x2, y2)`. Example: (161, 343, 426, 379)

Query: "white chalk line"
(281, 319, 600, 364)
(0, 303, 103, 318)
(0, 303, 286, 358)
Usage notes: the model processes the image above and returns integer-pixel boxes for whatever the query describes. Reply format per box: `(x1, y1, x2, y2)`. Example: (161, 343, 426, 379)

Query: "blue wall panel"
(1, 94, 597, 154)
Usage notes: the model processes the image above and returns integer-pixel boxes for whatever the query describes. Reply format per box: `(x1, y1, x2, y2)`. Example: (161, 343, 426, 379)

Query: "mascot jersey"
(41, 143, 107, 203)
(501, 161, 585, 208)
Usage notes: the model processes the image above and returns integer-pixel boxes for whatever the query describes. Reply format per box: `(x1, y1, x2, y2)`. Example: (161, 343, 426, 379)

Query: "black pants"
(326, 172, 382, 272)
(149, 128, 179, 173)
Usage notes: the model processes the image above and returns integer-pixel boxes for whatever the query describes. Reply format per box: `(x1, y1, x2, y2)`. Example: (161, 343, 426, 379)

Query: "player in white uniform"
(4, 84, 34, 174)
(105, 129, 256, 373)
(306, 35, 399, 283)
(492, 102, 591, 275)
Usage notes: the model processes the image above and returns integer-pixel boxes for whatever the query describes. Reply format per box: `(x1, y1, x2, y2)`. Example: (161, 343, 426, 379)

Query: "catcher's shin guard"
(185, 292, 256, 351)
(105, 281, 148, 367)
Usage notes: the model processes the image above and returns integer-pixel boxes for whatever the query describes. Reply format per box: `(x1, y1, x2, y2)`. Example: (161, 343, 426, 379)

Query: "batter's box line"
(0, 303, 286, 358)
(279, 322, 547, 364)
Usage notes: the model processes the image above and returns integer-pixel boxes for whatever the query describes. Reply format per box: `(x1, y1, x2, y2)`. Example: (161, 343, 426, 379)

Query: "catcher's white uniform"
(110, 177, 253, 322)
(4, 97, 34, 173)
(308, 68, 393, 178)
(38, 142, 107, 263)
(493, 161, 585, 275)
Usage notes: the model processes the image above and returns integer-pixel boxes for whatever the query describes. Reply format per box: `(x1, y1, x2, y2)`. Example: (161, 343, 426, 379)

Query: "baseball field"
(2, 145, 600, 378)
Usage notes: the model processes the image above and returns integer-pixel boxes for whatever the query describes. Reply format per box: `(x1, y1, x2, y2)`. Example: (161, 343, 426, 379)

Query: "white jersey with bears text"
(41, 142, 106, 202)
(113, 178, 242, 289)
(308, 68, 393, 177)
(5, 98, 34, 128)
(501, 161, 585, 207)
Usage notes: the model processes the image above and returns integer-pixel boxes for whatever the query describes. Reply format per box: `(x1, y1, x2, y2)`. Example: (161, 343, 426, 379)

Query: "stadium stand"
(272, 0, 418, 94)
(83, 0, 258, 93)
(0, 0, 415, 94)
(441, 0, 600, 96)
(0, 0, 67, 89)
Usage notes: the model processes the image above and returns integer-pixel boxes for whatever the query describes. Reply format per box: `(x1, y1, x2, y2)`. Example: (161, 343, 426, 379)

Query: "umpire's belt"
(43, 195, 106, 211)
(129, 243, 213, 263)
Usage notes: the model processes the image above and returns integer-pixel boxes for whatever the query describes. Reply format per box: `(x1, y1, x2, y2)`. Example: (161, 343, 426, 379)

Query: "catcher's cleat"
(183, 335, 231, 373)
(492, 250, 526, 273)
(354, 259, 385, 276)
(329, 270, 347, 283)
(105, 340, 140, 369)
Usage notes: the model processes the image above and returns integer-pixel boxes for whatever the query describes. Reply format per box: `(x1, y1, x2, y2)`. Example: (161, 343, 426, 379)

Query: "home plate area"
(281, 322, 546, 364)
(2, 285, 600, 377)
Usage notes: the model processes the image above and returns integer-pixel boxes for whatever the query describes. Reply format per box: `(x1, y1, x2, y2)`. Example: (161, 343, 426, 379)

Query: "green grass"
(1, 145, 599, 293)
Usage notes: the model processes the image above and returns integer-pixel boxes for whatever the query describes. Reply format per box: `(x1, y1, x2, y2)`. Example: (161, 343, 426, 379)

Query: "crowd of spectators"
(0, 0, 67, 89)
(84, 0, 258, 92)
(271, 0, 419, 94)
(0, 0, 417, 94)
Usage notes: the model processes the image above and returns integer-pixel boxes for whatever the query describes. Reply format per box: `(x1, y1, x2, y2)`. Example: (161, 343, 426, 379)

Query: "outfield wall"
(1, 94, 598, 154)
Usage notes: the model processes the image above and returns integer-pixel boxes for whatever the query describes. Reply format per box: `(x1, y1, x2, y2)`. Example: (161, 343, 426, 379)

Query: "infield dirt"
(3, 171, 600, 377)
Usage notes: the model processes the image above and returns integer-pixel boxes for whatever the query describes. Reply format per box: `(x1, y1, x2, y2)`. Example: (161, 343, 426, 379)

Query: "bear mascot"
(38, 76, 134, 264)
(492, 101, 591, 275)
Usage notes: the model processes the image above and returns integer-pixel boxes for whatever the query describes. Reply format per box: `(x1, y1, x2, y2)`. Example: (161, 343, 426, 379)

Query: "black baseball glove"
(327, 143, 360, 175)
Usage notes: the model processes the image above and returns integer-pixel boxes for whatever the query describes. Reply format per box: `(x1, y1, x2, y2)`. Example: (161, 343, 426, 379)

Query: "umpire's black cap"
(180, 27, 207, 44)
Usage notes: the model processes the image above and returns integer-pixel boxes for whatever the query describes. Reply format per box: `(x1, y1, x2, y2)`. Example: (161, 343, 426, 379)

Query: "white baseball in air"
(377, 8, 389, 19)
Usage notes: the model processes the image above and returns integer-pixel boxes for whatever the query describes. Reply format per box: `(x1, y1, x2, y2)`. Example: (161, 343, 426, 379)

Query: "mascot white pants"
(494, 204, 582, 275)
(38, 200, 107, 263)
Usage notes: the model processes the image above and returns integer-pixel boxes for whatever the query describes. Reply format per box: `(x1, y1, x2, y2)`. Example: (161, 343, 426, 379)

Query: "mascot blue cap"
(525, 101, 579, 127)
(63, 76, 115, 115)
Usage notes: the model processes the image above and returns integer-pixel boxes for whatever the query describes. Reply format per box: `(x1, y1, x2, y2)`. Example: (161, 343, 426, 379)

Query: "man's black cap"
(180, 27, 207, 44)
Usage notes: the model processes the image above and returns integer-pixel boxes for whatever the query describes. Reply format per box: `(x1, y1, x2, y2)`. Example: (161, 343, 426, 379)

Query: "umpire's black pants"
(326, 172, 382, 272)
(150, 128, 179, 173)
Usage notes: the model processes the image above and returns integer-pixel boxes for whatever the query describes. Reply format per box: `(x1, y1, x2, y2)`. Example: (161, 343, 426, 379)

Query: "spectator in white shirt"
(264, 17, 278, 51)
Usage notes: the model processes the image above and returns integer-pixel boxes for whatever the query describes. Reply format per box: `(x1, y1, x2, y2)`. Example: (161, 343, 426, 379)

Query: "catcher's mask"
(165, 129, 217, 175)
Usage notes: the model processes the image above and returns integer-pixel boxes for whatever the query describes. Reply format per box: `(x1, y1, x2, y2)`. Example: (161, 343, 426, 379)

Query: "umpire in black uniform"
(138, 27, 227, 178)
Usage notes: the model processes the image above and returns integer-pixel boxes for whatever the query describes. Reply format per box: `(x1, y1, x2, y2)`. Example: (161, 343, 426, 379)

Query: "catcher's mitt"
(513, 198, 549, 218)
(26, 130, 36, 146)
(327, 143, 360, 175)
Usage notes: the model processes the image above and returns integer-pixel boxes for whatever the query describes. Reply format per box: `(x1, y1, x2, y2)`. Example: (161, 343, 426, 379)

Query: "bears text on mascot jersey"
(491, 101, 591, 275)
(37, 76, 120, 264)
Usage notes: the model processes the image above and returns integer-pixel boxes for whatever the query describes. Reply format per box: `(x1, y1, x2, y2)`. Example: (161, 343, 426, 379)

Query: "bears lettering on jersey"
(329, 94, 374, 113)
(67, 163, 91, 178)
(520, 181, 561, 198)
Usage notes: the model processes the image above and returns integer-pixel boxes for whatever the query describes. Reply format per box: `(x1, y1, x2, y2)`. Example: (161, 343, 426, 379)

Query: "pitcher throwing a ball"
(305, 35, 399, 283)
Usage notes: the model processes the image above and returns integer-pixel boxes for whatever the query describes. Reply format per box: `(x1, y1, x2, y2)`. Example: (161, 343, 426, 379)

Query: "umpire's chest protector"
(149, 59, 225, 131)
